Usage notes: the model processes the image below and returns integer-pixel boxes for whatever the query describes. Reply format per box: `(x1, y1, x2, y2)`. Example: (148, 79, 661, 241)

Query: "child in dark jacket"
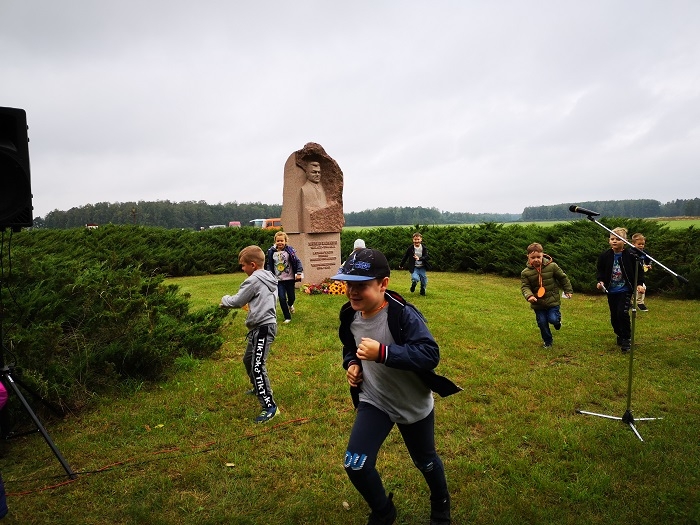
(399, 232, 430, 295)
(332, 248, 460, 525)
(596, 228, 645, 352)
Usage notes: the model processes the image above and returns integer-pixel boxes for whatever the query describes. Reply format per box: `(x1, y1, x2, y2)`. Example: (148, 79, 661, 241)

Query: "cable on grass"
(3, 410, 339, 495)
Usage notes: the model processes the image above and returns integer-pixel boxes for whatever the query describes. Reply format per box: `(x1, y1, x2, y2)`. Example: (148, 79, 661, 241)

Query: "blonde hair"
(239, 245, 265, 267)
(527, 242, 543, 254)
(631, 233, 645, 242)
(612, 227, 628, 239)
(274, 231, 288, 242)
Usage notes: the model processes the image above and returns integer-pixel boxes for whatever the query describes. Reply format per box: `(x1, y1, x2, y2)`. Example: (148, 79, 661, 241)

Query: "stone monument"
(280, 142, 344, 286)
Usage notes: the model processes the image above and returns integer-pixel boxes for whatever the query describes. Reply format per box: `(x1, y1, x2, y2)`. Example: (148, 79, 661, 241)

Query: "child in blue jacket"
(333, 249, 460, 525)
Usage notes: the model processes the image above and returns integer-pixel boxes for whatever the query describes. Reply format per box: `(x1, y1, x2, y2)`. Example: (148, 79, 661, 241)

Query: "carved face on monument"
(305, 162, 322, 184)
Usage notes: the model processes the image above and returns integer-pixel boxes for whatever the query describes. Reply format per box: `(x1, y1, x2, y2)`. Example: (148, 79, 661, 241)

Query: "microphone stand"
(574, 213, 687, 441)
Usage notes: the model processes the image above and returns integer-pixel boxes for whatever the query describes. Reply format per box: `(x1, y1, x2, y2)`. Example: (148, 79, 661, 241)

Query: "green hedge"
(341, 220, 698, 298)
(2, 229, 232, 415)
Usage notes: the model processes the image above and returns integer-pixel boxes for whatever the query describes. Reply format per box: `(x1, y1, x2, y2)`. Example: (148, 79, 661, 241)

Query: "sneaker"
(367, 492, 396, 525)
(289, 305, 295, 314)
(638, 303, 648, 311)
(430, 495, 451, 525)
(620, 339, 631, 352)
(283, 319, 292, 324)
(554, 321, 562, 330)
(410, 282, 417, 293)
(420, 288, 426, 296)
(254, 405, 278, 423)
(543, 342, 553, 348)
(616, 336, 623, 346)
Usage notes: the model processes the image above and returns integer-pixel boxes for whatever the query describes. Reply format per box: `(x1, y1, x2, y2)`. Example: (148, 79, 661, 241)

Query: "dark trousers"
(607, 291, 632, 340)
(243, 324, 276, 409)
(277, 280, 296, 320)
(343, 402, 449, 512)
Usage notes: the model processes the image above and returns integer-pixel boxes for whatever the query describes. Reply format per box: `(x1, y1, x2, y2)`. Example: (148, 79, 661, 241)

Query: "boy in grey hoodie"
(220, 245, 279, 423)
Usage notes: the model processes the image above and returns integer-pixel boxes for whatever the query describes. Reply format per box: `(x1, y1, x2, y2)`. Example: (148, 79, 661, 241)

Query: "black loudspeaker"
(0, 106, 33, 231)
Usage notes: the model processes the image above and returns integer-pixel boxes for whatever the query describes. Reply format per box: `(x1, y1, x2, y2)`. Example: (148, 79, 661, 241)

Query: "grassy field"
(1, 272, 698, 524)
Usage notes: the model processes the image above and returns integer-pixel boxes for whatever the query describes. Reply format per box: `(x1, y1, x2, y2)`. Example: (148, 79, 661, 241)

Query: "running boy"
(220, 245, 279, 423)
(520, 243, 573, 348)
(399, 232, 430, 296)
(332, 248, 460, 525)
(596, 228, 645, 352)
(631, 233, 651, 311)
(265, 231, 304, 324)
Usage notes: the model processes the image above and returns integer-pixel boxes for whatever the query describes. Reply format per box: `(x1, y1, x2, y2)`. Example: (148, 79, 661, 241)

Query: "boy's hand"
(527, 295, 538, 304)
(347, 364, 363, 387)
(563, 293, 572, 299)
(356, 337, 380, 361)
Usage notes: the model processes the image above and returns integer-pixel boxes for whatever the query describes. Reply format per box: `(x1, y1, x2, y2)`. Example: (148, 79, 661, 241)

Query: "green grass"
(1, 273, 699, 524)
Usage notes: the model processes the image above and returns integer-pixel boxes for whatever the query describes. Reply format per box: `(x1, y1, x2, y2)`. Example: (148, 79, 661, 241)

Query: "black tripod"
(573, 212, 687, 441)
(0, 237, 76, 479)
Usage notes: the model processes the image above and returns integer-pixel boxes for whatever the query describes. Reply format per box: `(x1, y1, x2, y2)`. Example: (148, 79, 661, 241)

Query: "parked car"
(249, 218, 282, 230)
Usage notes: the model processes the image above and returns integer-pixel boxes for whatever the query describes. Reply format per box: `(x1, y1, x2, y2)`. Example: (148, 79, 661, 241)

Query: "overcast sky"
(2, 1, 699, 219)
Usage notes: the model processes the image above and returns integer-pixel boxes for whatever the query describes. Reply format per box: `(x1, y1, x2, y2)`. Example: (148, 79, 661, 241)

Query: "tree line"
(33, 198, 699, 230)
(522, 198, 700, 221)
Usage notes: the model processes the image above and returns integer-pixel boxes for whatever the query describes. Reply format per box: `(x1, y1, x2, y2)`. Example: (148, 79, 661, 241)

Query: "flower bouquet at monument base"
(302, 278, 347, 295)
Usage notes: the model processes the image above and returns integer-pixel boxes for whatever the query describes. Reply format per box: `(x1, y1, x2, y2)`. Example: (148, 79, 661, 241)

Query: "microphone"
(569, 205, 600, 217)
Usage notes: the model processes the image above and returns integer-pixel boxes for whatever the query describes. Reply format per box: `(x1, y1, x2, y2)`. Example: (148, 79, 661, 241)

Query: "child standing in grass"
(632, 233, 652, 311)
(265, 231, 304, 324)
(332, 248, 460, 525)
(596, 228, 646, 353)
(220, 245, 279, 423)
(520, 243, 573, 348)
(399, 232, 430, 296)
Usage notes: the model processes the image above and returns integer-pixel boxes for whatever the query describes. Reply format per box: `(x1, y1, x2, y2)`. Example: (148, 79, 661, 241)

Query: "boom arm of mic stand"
(587, 218, 688, 284)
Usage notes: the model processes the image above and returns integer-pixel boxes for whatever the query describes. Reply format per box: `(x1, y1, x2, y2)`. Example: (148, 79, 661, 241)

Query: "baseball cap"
(331, 248, 391, 281)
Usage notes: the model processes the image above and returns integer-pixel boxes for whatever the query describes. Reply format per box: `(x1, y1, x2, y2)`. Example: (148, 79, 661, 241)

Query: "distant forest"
(33, 198, 699, 230)
(522, 198, 700, 221)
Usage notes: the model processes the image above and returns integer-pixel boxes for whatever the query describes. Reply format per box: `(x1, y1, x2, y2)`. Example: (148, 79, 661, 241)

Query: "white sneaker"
(289, 305, 295, 314)
(283, 319, 292, 324)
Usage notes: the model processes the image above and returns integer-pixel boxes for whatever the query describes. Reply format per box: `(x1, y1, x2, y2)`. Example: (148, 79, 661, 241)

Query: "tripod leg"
(2, 372, 76, 479)
(576, 410, 622, 421)
(628, 422, 644, 442)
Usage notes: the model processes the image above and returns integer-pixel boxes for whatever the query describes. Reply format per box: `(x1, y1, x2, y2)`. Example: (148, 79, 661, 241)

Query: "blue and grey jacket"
(265, 245, 304, 276)
(339, 290, 461, 407)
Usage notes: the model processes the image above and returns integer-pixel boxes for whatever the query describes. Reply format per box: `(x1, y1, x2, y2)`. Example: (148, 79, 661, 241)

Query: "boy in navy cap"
(332, 249, 460, 525)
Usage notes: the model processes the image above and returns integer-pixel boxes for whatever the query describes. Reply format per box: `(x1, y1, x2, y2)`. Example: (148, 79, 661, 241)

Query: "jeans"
(277, 279, 296, 320)
(343, 402, 448, 512)
(534, 306, 561, 345)
(411, 267, 428, 291)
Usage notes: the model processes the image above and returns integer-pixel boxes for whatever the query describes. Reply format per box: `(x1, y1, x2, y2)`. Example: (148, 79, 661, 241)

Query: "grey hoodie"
(221, 269, 278, 329)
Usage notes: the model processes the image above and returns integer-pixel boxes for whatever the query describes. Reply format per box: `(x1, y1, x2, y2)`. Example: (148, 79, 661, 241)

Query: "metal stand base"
(576, 409, 661, 442)
(1, 366, 76, 479)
